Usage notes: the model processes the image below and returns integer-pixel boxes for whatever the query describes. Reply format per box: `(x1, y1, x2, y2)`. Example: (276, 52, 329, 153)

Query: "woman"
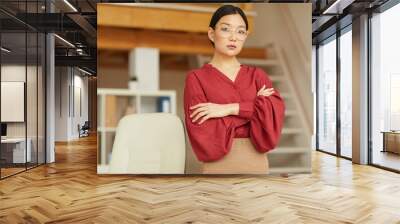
(183, 5, 286, 174)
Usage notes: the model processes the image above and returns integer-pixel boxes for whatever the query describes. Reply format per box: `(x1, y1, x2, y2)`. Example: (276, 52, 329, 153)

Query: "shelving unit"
(97, 88, 177, 170)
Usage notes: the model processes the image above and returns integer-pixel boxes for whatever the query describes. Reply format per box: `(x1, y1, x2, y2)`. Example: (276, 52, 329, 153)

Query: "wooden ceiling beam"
(97, 3, 254, 33)
(98, 26, 267, 59)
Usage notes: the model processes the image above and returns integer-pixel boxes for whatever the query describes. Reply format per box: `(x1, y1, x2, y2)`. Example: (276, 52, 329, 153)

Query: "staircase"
(196, 43, 312, 174)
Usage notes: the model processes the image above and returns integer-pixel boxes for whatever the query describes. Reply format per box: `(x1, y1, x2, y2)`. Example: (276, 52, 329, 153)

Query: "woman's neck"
(209, 52, 241, 69)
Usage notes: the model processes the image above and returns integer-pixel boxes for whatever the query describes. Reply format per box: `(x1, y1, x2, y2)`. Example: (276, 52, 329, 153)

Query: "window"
(317, 36, 337, 154)
(370, 2, 400, 171)
(0, 1, 47, 179)
(339, 28, 352, 158)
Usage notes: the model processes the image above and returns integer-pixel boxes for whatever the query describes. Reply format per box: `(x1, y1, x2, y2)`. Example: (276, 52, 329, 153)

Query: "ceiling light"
(76, 48, 85, 55)
(54, 34, 75, 48)
(1, 47, 11, 53)
(322, 0, 354, 15)
(77, 67, 93, 76)
(63, 0, 78, 12)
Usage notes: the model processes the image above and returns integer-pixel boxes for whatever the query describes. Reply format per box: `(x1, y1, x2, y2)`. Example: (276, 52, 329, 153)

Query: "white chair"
(108, 113, 186, 174)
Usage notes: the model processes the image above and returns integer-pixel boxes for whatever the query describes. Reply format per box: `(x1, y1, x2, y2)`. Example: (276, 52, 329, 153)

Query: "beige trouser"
(201, 138, 269, 174)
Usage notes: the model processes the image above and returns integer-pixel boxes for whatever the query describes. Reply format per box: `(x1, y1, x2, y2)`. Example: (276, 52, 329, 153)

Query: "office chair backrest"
(82, 121, 89, 129)
(108, 113, 186, 174)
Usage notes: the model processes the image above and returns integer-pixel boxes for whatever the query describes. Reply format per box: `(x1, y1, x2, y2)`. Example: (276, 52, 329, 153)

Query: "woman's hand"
(189, 103, 236, 124)
(257, 85, 275, 97)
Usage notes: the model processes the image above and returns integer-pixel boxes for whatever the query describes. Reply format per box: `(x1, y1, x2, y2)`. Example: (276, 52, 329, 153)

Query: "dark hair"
(209, 5, 249, 47)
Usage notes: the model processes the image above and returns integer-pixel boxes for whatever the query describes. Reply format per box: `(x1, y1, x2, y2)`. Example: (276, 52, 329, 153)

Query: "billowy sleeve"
(183, 71, 235, 162)
(236, 68, 286, 153)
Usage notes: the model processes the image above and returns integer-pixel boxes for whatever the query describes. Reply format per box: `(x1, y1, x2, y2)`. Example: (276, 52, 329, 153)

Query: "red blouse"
(183, 63, 286, 162)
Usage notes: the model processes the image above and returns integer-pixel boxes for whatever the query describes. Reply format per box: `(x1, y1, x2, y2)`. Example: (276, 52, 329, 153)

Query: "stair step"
(270, 76, 285, 82)
(285, 110, 296, 116)
(280, 92, 290, 99)
(282, 128, 303, 134)
(270, 147, 310, 154)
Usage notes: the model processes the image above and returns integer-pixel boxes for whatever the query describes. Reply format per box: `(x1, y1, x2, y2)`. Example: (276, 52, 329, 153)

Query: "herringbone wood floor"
(1, 134, 400, 224)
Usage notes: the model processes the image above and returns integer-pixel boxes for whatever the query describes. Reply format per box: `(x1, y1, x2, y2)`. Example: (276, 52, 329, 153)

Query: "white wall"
(72, 73, 89, 138)
(1, 64, 46, 163)
(55, 67, 89, 141)
(55, 66, 68, 141)
(1, 65, 26, 140)
(1, 65, 37, 137)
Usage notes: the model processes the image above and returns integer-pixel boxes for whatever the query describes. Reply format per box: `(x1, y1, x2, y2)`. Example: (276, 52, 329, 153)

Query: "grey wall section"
(352, 14, 369, 164)
(54, 67, 70, 141)
(312, 45, 317, 150)
(46, 33, 55, 163)
(54, 67, 89, 141)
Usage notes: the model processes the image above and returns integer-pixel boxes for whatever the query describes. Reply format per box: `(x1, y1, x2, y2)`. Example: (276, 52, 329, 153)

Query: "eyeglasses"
(216, 26, 248, 41)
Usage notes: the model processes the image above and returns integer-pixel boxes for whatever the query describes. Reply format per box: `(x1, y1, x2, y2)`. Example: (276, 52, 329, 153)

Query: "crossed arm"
(184, 69, 285, 160)
(189, 85, 275, 124)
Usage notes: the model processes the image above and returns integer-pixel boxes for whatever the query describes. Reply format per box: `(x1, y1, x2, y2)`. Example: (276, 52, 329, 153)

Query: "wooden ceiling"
(97, 3, 267, 59)
(97, 3, 255, 33)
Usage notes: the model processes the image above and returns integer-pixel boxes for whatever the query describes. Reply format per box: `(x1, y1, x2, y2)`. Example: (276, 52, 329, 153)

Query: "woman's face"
(208, 14, 248, 57)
